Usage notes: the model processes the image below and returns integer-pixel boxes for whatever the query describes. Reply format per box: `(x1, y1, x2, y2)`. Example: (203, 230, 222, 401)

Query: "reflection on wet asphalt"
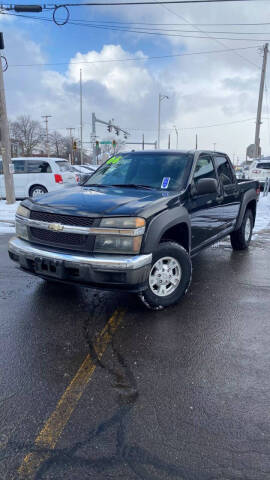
(1, 232, 270, 479)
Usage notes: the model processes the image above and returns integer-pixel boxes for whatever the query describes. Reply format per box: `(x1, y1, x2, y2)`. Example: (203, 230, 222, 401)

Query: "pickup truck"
(8, 150, 260, 309)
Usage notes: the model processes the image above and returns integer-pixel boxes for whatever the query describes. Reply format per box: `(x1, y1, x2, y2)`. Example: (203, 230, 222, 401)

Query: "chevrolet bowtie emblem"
(48, 223, 64, 232)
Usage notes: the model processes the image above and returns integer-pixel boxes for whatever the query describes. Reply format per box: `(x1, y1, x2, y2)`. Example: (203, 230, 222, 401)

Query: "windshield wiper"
(110, 184, 154, 190)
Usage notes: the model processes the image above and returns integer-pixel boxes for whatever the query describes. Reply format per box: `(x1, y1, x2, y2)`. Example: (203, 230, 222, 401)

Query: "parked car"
(71, 165, 95, 184)
(9, 150, 259, 309)
(0, 157, 77, 199)
(247, 159, 270, 188)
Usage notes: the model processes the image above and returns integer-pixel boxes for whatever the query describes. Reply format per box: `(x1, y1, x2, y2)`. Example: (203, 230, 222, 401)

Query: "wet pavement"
(1, 231, 270, 480)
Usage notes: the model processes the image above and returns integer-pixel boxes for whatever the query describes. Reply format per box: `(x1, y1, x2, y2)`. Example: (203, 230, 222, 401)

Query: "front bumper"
(8, 237, 152, 292)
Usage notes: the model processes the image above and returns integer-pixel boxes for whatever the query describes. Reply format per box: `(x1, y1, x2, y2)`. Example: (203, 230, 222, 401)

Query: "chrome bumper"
(8, 236, 152, 271)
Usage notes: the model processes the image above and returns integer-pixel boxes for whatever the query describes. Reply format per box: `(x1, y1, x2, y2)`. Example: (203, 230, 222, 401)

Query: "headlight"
(94, 235, 142, 254)
(16, 204, 30, 218)
(100, 217, 145, 229)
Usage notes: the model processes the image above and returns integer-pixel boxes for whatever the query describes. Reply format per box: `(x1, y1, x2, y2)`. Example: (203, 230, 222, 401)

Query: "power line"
(7, 45, 260, 67)
(4, 12, 270, 43)
(158, 1, 260, 68)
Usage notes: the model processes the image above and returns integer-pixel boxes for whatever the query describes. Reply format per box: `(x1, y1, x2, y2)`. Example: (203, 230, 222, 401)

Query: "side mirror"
(195, 178, 218, 195)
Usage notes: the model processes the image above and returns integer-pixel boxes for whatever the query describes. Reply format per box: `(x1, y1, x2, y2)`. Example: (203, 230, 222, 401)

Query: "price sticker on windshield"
(161, 177, 170, 189)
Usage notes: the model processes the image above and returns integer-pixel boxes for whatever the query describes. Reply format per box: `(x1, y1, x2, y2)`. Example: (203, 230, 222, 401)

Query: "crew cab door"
(188, 153, 225, 251)
(213, 154, 241, 229)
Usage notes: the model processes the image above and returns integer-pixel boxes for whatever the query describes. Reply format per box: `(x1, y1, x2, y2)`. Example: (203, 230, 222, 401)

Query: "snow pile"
(254, 194, 270, 233)
(0, 200, 19, 234)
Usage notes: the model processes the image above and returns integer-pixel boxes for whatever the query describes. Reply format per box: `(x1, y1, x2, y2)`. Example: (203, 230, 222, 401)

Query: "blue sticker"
(161, 177, 170, 189)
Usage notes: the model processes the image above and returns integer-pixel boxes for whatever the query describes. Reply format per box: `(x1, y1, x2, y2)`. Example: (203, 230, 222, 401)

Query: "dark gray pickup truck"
(8, 150, 260, 309)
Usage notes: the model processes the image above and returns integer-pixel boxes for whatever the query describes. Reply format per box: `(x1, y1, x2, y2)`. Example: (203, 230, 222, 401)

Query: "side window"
(214, 156, 235, 185)
(27, 160, 52, 173)
(0, 161, 3, 174)
(13, 160, 26, 174)
(193, 155, 216, 183)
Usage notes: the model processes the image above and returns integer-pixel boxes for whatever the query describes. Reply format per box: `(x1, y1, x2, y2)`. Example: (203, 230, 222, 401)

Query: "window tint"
(13, 160, 26, 174)
(257, 162, 270, 169)
(193, 155, 216, 183)
(56, 161, 73, 172)
(214, 156, 235, 185)
(26, 160, 52, 173)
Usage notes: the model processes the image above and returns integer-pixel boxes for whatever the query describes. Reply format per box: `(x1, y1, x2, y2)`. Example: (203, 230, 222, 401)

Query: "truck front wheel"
(139, 242, 192, 310)
(230, 208, 254, 251)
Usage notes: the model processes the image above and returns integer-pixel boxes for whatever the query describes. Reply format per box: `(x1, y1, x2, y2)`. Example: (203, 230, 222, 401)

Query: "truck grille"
(30, 210, 95, 227)
(30, 227, 86, 246)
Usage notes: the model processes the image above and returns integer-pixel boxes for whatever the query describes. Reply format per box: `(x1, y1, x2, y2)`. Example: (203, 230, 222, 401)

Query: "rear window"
(256, 162, 270, 169)
(56, 161, 73, 172)
(26, 160, 52, 173)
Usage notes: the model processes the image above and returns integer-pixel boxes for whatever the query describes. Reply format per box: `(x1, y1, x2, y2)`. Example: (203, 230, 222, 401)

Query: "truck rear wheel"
(139, 241, 192, 310)
(230, 208, 254, 251)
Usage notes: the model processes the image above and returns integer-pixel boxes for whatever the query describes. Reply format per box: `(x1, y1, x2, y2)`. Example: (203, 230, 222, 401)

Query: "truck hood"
(26, 185, 179, 218)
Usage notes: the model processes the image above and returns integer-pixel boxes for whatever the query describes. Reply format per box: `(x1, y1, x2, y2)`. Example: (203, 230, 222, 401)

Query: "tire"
(29, 185, 47, 198)
(139, 241, 192, 310)
(230, 208, 254, 251)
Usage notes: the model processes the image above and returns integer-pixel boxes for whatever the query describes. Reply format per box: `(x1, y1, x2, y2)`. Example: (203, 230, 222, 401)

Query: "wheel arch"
(142, 207, 191, 254)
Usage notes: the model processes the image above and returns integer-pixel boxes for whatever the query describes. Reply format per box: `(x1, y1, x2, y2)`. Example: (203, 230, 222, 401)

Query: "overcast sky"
(1, 0, 270, 161)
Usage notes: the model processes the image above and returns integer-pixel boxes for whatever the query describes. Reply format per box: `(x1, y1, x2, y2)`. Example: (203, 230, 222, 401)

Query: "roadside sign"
(100, 141, 113, 145)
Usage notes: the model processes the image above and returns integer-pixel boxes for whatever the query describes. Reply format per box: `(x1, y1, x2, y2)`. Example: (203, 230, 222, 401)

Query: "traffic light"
(115, 128, 119, 136)
(73, 140, 77, 150)
(107, 122, 112, 133)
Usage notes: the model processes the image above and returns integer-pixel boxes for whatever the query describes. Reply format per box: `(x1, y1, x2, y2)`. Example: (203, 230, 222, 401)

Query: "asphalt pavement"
(1, 231, 270, 480)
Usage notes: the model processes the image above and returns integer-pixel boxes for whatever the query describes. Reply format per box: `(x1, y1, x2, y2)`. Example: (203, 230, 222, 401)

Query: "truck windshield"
(85, 152, 193, 191)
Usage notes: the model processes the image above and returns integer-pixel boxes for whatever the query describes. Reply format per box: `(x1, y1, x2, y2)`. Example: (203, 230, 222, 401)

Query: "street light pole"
(173, 125, 178, 149)
(80, 69, 83, 165)
(157, 93, 169, 149)
(213, 143, 216, 152)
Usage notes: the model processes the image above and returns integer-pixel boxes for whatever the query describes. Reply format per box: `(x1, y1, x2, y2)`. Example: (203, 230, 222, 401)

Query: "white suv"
(248, 159, 270, 188)
(0, 157, 78, 199)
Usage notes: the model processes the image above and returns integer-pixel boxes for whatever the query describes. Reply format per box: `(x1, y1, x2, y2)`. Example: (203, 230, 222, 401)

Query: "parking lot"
(1, 230, 270, 480)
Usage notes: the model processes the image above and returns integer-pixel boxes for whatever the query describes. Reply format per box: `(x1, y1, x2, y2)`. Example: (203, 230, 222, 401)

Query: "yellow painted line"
(18, 309, 125, 479)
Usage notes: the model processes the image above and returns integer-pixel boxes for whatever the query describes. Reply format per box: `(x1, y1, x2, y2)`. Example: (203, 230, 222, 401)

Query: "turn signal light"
(54, 174, 63, 184)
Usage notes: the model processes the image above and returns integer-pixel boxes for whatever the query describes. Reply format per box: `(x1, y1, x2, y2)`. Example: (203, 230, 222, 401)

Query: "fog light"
(16, 221, 29, 241)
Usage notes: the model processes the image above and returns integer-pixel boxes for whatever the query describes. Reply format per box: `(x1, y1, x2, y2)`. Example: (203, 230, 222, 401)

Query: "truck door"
(188, 154, 225, 251)
(213, 154, 241, 229)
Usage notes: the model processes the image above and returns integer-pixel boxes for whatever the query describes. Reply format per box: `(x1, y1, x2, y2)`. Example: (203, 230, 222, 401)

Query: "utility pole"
(142, 134, 144, 150)
(80, 69, 83, 165)
(195, 134, 198, 150)
(0, 33, 15, 204)
(66, 127, 75, 164)
(168, 134, 171, 149)
(41, 115, 52, 157)
(213, 143, 216, 152)
(173, 125, 178, 149)
(255, 43, 269, 159)
(157, 93, 169, 149)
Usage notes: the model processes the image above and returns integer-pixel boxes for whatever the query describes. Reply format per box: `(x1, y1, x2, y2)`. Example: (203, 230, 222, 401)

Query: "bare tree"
(10, 115, 45, 156)
(49, 131, 69, 158)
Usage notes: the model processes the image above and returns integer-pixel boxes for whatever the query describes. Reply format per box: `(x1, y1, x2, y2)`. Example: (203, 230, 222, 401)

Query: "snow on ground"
(0, 200, 19, 234)
(0, 195, 269, 235)
(253, 194, 270, 234)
